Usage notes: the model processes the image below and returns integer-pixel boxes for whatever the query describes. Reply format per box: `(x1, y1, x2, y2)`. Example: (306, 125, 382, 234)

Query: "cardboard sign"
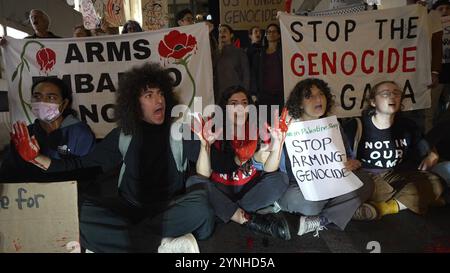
(219, 0, 285, 30)
(0, 181, 79, 253)
(284, 116, 362, 201)
(280, 5, 432, 117)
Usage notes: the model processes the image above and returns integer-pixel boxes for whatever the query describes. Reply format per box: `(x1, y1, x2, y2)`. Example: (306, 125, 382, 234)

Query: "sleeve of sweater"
(47, 128, 123, 174)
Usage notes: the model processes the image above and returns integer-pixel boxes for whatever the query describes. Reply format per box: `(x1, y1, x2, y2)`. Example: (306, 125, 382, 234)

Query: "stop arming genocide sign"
(2, 23, 213, 138)
(280, 5, 432, 117)
(284, 116, 362, 201)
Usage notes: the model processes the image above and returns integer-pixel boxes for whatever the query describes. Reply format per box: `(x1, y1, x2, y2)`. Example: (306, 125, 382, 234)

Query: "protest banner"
(0, 181, 79, 253)
(280, 5, 432, 117)
(220, 0, 285, 30)
(2, 23, 213, 138)
(284, 116, 362, 201)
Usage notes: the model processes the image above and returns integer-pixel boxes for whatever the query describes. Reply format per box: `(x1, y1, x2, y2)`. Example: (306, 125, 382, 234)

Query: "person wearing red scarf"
(193, 85, 291, 240)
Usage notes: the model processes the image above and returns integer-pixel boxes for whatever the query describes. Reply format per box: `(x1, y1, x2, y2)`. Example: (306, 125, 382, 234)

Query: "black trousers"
(79, 176, 215, 253)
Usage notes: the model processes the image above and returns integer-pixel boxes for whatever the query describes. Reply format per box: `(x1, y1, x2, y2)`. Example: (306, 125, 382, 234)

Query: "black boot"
(244, 213, 291, 240)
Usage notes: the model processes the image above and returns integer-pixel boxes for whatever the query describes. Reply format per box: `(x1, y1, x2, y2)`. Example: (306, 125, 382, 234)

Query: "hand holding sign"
(11, 121, 40, 162)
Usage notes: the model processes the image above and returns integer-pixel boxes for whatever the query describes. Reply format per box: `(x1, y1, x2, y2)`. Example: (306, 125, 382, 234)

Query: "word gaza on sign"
(284, 116, 362, 201)
(0, 181, 79, 253)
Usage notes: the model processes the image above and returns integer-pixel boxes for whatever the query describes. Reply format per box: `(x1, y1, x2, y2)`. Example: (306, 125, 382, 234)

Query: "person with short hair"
(278, 78, 375, 238)
(344, 80, 445, 220)
(176, 8, 194, 26)
(73, 24, 92, 37)
(10, 63, 216, 253)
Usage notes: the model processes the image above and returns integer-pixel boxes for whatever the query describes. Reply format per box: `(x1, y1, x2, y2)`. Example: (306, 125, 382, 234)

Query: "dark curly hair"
(115, 63, 176, 135)
(362, 80, 403, 117)
(285, 78, 334, 119)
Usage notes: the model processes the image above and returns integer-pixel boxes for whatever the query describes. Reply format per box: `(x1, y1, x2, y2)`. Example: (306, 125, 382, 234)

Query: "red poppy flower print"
(158, 30, 197, 60)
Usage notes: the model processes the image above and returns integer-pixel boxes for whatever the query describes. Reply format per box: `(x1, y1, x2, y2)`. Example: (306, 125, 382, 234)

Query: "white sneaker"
(298, 216, 327, 237)
(157, 233, 200, 253)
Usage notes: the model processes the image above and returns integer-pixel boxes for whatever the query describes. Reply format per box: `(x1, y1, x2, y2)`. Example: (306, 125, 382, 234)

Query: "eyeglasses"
(376, 90, 402, 98)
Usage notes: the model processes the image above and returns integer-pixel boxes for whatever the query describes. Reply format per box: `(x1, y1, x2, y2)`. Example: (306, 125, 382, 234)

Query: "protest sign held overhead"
(280, 5, 433, 117)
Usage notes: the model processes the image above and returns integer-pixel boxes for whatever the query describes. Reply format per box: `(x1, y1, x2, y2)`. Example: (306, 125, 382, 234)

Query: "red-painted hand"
(11, 121, 40, 162)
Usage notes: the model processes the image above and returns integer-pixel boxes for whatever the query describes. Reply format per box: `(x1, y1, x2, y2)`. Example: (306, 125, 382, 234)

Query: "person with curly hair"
(344, 80, 445, 220)
(277, 78, 374, 238)
(10, 63, 215, 253)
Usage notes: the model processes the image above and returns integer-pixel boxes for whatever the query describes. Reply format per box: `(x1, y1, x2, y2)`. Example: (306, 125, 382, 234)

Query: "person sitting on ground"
(344, 80, 445, 220)
(10, 63, 215, 253)
(0, 77, 95, 183)
(73, 24, 92, 37)
(189, 85, 291, 241)
(277, 78, 375, 238)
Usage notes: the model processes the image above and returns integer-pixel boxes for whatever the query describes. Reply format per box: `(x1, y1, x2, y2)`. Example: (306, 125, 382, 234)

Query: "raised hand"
(267, 108, 292, 147)
(11, 121, 40, 162)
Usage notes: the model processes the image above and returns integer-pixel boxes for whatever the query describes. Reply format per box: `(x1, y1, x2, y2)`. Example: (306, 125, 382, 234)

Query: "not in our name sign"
(284, 116, 362, 201)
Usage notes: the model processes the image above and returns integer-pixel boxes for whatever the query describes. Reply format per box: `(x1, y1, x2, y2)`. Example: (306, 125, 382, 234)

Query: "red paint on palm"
(12, 123, 39, 162)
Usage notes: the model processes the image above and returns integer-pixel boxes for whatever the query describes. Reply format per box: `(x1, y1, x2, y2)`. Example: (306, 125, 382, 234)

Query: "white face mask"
(31, 101, 62, 123)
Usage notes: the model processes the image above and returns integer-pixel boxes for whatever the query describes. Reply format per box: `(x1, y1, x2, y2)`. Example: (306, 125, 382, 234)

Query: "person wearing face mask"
(0, 77, 95, 182)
